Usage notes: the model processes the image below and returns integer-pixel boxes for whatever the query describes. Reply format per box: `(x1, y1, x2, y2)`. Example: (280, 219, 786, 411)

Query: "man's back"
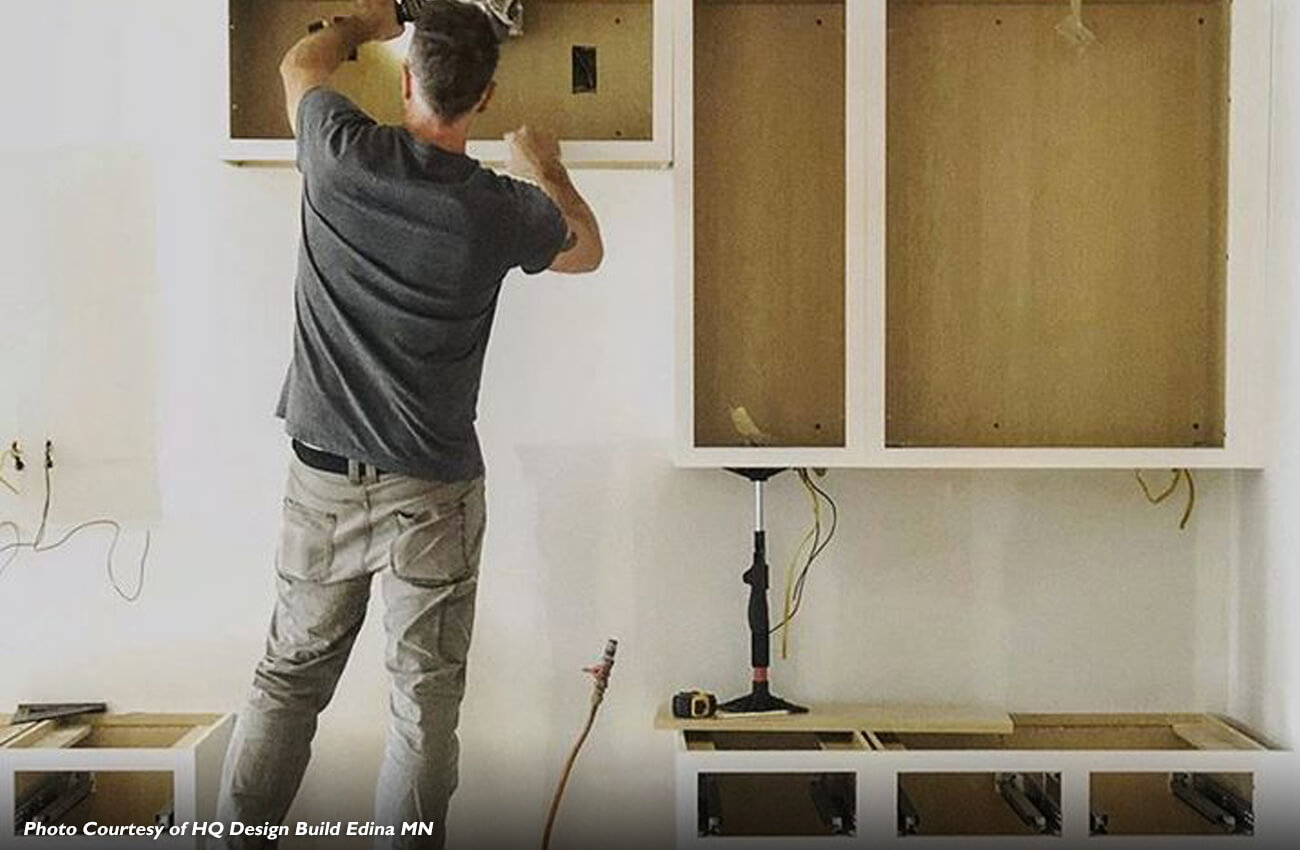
(277, 88, 567, 482)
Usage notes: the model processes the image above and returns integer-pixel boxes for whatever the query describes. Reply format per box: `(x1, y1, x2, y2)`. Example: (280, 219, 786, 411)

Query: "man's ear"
(476, 80, 497, 114)
(401, 61, 414, 104)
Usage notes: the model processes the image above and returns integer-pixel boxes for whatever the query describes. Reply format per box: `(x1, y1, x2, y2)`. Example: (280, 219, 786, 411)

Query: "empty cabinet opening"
(229, 1, 653, 142)
(684, 731, 867, 752)
(77, 725, 195, 749)
(698, 773, 855, 837)
(693, 0, 846, 448)
(885, 0, 1229, 449)
(16, 771, 174, 830)
(1091, 772, 1253, 837)
(898, 772, 1062, 837)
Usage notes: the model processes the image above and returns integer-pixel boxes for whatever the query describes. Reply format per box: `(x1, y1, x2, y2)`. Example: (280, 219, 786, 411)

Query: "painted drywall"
(0, 2, 1245, 848)
(1232, 0, 1300, 750)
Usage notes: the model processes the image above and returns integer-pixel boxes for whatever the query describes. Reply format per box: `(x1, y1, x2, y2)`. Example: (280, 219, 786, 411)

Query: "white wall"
(0, 3, 1250, 848)
(1232, 0, 1300, 750)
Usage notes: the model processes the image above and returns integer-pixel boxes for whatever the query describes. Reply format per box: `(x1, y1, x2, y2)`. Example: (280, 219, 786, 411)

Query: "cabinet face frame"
(0, 714, 234, 848)
(675, 0, 869, 469)
(673, 747, 1294, 848)
(666, 712, 1290, 848)
(222, 0, 674, 167)
(677, 0, 1274, 469)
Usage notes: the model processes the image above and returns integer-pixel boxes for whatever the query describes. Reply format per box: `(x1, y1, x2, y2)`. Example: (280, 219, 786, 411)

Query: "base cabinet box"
(660, 707, 1294, 848)
(0, 714, 234, 849)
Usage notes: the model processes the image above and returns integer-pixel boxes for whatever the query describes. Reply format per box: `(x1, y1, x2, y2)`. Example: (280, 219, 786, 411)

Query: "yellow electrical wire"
(778, 470, 822, 659)
(1135, 469, 1197, 530)
(780, 522, 816, 660)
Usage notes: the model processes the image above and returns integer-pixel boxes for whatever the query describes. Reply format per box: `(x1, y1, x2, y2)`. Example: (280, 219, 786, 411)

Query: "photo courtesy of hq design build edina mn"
(21, 821, 438, 841)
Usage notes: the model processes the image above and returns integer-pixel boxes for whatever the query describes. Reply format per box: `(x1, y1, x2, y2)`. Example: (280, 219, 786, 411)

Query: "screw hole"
(995, 18, 1003, 26)
(614, 16, 622, 24)
(1193, 423, 1202, 431)
(993, 422, 1001, 430)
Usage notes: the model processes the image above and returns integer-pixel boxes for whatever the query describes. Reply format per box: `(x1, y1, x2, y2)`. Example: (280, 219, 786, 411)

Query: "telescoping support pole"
(720, 469, 807, 716)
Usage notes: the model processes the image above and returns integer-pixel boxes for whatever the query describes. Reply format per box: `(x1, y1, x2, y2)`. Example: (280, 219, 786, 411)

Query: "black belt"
(291, 440, 387, 479)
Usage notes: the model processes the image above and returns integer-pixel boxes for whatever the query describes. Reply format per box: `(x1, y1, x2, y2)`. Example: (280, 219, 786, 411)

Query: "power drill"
(396, 0, 524, 36)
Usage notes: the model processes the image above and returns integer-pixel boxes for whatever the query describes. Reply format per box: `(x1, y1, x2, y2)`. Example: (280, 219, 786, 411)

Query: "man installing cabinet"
(214, 2, 603, 847)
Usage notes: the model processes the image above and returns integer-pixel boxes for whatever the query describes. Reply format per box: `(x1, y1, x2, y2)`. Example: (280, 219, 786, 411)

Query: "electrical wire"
(0, 447, 149, 602)
(778, 474, 821, 659)
(780, 504, 817, 659)
(1135, 468, 1197, 531)
(790, 470, 839, 611)
(0, 444, 20, 495)
(771, 469, 839, 643)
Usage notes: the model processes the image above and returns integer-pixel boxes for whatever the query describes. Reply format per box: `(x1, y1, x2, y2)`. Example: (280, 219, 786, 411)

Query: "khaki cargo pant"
(213, 455, 485, 850)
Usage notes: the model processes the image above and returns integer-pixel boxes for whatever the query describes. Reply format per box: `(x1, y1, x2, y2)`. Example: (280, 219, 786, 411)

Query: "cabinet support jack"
(719, 469, 807, 716)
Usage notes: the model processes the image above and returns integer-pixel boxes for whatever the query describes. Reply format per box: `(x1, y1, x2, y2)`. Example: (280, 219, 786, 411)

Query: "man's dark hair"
(410, 1, 501, 121)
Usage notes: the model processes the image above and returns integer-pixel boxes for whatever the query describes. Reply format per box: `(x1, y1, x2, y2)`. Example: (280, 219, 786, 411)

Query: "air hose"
(541, 639, 618, 850)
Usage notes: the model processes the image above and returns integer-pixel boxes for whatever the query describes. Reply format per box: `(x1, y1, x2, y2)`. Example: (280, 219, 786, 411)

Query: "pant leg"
(373, 477, 486, 850)
(214, 463, 374, 850)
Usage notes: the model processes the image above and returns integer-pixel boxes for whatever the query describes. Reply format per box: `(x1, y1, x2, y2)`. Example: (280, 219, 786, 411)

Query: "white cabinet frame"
(676, 0, 1275, 470)
(0, 714, 234, 850)
(672, 739, 1295, 849)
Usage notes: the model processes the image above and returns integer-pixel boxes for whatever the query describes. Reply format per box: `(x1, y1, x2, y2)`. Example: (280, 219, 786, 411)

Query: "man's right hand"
(504, 126, 603, 274)
(505, 126, 563, 182)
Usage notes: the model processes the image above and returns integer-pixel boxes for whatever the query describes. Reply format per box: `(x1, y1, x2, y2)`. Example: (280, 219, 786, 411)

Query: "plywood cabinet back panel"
(886, 0, 1229, 449)
(693, 1, 846, 448)
(229, 0, 653, 142)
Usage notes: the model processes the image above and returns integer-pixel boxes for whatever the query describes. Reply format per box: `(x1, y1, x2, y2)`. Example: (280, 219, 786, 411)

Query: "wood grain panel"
(708, 773, 851, 836)
(16, 771, 174, 828)
(886, 0, 1228, 448)
(693, 2, 846, 447)
(900, 773, 1048, 836)
(472, 2, 654, 139)
(1092, 773, 1249, 835)
(230, 0, 653, 142)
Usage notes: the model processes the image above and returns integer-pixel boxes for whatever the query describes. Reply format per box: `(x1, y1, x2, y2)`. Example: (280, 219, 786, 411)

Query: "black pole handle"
(745, 530, 770, 670)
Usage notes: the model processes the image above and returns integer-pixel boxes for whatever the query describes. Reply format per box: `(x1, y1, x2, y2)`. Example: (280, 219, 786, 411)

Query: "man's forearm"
(281, 16, 382, 131)
(536, 164, 603, 264)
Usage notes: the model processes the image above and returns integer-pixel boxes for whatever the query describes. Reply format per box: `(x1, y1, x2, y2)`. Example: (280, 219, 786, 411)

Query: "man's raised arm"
(506, 127, 605, 274)
(279, 0, 404, 133)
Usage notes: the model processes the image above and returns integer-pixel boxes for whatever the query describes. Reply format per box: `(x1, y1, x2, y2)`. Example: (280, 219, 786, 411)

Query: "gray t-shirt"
(275, 88, 567, 481)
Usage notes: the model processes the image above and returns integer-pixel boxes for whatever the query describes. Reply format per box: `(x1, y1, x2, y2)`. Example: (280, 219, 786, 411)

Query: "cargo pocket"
(438, 583, 477, 668)
(389, 488, 481, 588)
(276, 498, 337, 582)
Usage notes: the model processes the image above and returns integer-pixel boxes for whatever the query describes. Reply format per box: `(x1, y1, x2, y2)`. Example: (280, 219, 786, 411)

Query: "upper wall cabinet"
(686, 0, 850, 457)
(224, 0, 673, 166)
(677, 0, 1273, 469)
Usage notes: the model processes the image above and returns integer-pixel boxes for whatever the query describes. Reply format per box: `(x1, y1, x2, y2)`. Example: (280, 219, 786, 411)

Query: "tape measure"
(672, 690, 718, 720)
